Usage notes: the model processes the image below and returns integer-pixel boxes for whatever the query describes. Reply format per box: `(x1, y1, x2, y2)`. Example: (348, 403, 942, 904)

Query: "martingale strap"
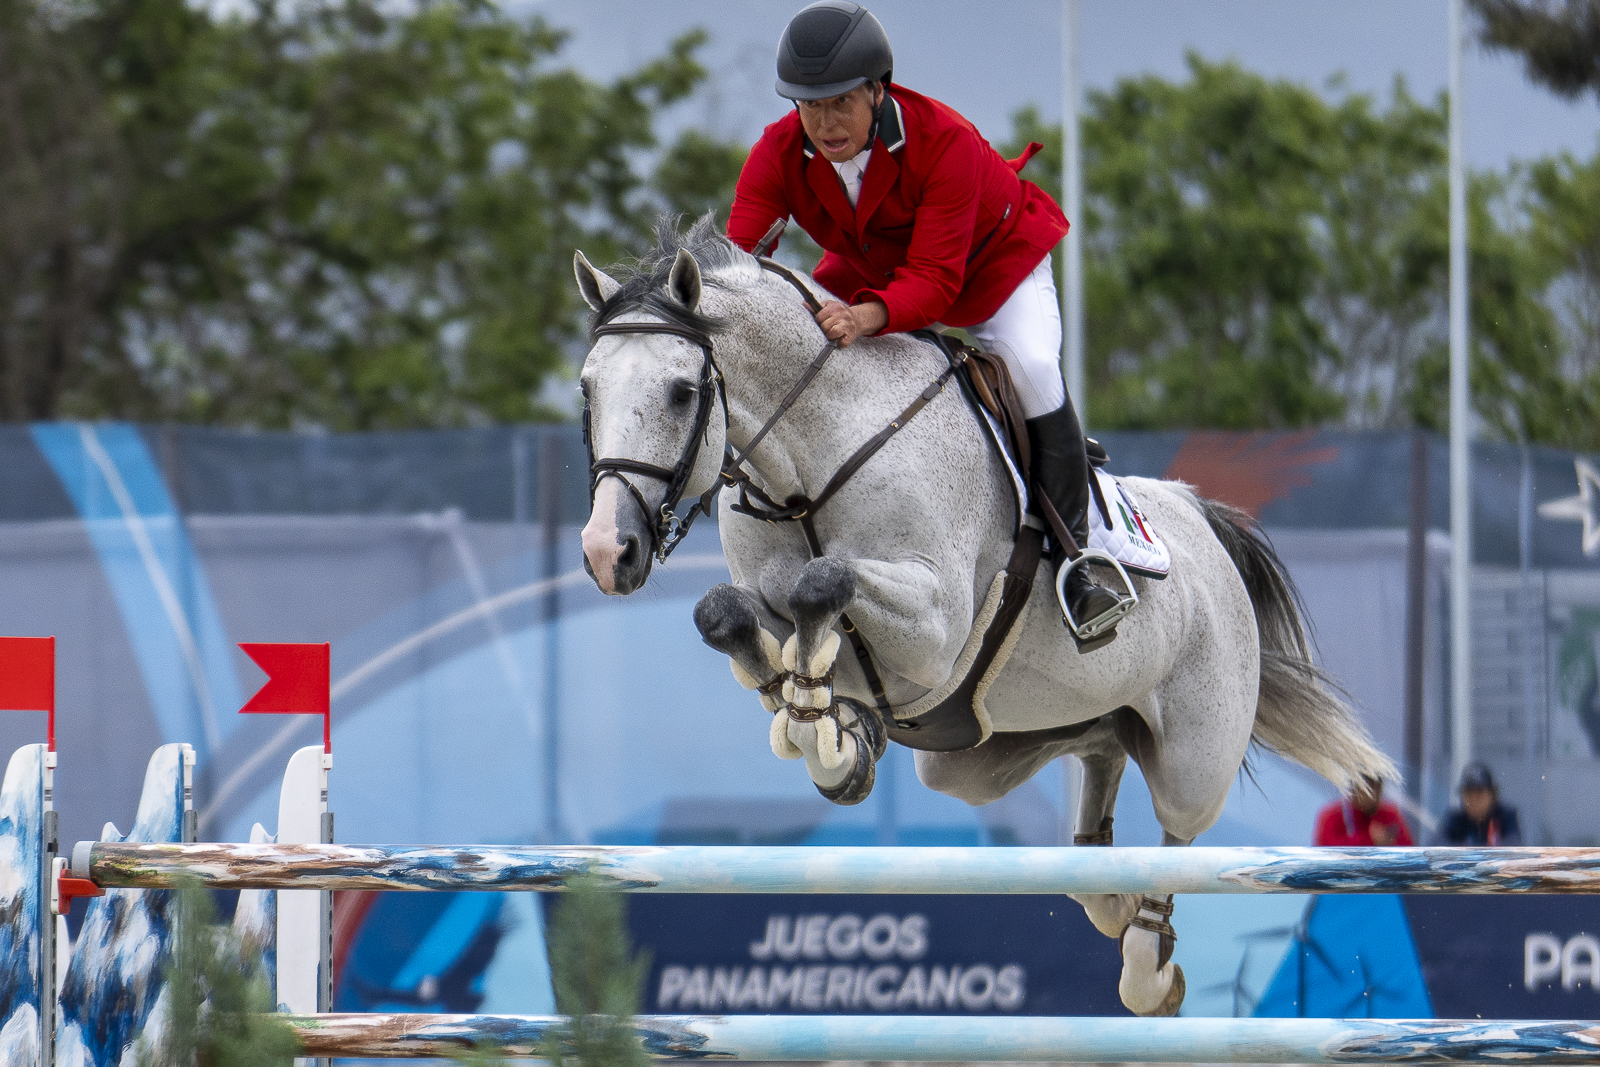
(586, 254, 962, 717)
(710, 258, 965, 715)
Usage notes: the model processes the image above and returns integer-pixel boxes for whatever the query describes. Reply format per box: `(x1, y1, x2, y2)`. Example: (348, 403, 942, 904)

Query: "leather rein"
(585, 258, 963, 714)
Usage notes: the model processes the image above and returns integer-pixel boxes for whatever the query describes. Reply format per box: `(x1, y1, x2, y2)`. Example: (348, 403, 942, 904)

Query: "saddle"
(918, 331, 1034, 484)
(915, 330, 1111, 494)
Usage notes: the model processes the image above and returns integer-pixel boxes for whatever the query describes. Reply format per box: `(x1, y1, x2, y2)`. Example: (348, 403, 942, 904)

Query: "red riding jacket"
(727, 84, 1069, 334)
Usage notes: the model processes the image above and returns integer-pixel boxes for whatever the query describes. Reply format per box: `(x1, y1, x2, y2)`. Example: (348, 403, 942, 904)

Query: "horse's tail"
(1192, 493, 1397, 789)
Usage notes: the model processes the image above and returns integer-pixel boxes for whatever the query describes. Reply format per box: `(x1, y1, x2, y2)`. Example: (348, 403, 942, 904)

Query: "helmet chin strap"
(867, 80, 888, 149)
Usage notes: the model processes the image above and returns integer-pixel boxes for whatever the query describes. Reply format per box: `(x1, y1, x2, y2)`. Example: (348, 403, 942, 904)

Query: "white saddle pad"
(974, 407, 1169, 580)
(1087, 469, 1171, 579)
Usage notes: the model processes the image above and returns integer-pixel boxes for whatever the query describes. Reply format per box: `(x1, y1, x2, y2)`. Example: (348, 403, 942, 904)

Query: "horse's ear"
(668, 248, 702, 311)
(574, 251, 620, 311)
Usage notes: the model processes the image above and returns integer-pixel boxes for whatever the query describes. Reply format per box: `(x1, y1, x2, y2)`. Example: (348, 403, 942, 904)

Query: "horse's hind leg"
(1066, 739, 1142, 940)
(1115, 831, 1189, 1018)
(1110, 672, 1251, 1017)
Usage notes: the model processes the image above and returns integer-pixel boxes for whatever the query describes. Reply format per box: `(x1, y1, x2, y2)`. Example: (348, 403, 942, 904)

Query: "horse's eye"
(668, 379, 697, 406)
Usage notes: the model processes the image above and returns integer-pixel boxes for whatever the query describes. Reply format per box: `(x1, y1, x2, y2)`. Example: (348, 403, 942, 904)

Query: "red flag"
(0, 636, 56, 750)
(239, 642, 331, 752)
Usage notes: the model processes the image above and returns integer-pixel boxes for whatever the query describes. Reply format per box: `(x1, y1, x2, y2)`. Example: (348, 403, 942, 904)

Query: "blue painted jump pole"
(285, 1013, 1600, 1062)
(74, 841, 1600, 895)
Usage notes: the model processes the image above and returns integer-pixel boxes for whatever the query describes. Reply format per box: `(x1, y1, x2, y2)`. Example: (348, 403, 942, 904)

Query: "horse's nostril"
(618, 534, 639, 569)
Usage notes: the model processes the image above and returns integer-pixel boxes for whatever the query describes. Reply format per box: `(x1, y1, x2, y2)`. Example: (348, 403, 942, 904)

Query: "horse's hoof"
(1121, 962, 1185, 1017)
(842, 699, 887, 761)
(1150, 964, 1185, 1017)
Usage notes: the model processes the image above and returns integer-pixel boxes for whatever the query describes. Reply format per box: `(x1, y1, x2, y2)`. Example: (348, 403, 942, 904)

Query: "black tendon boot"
(1025, 400, 1130, 651)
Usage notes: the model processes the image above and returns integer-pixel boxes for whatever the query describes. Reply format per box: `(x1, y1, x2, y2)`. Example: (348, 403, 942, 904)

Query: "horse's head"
(575, 246, 726, 595)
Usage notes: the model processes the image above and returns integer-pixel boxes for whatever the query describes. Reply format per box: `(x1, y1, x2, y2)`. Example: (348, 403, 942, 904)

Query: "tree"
(1003, 55, 1581, 445)
(0, 0, 122, 420)
(539, 871, 652, 1067)
(1515, 150, 1600, 448)
(135, 880, 299, 1067)
(1469, 0, 1600, 102)
(653, 131, 748, 222)
(0, 0, 743, 428)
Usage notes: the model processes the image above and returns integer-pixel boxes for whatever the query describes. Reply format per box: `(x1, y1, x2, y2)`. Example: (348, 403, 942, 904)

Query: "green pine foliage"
(538, 871, 653, 1067)
(135, 880, 300, 1067)
(448, 1043, 514, 1067)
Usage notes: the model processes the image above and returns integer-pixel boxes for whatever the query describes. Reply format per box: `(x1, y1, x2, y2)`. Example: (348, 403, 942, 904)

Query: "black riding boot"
(1025, 399, 1126, 650)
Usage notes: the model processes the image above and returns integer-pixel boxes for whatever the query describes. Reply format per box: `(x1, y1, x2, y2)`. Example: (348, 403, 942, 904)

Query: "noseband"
(585, 320, 724, 563)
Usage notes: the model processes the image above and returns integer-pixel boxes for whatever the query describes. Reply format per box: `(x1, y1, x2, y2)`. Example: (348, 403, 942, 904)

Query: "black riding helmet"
(775, 0, 893, 101)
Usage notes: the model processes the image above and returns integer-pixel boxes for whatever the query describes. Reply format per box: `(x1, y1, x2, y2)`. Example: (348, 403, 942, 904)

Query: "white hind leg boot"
(1117, 894, 1185, 1017)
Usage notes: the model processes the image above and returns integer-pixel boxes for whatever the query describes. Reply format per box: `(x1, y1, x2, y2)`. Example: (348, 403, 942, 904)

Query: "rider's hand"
(815, 300, 888, 346)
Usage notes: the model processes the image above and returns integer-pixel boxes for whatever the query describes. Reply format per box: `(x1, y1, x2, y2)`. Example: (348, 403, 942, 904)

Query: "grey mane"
(590, 214, 753, 341)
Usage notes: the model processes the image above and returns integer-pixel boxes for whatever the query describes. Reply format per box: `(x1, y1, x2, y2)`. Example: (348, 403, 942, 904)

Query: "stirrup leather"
(1055, 548, 1139, 641)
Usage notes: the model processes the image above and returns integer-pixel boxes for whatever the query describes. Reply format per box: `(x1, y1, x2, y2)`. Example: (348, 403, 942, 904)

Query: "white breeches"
(965, 255, 1066, 419)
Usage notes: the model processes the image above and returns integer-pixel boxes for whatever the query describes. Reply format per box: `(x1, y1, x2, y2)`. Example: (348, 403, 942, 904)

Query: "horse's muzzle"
(581, 477, 653, 595)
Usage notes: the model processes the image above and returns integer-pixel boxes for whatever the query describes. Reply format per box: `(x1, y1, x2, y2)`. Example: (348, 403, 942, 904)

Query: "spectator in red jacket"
(726, 0, 1125, 648)
(1313, 776, 1414, 847)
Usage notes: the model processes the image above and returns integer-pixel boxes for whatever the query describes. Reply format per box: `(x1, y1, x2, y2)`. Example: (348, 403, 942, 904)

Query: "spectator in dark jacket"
(1434, 762, 1521, 845)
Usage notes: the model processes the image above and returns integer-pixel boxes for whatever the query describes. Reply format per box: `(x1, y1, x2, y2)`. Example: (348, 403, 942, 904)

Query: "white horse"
(575, 217, 1392, 1017)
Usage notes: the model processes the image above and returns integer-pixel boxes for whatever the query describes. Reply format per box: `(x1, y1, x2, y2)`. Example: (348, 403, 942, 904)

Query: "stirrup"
(1055, 549, 1138, 641)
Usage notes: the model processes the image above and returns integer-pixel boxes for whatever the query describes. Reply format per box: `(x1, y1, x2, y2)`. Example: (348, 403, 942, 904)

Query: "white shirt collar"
(831, 147, 872, 208)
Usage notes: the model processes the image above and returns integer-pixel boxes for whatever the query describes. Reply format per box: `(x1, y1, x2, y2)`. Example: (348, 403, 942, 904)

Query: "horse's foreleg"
(694, 582, 791, 715)
(778, 557, 858, 771)
(771, 556, 894, 803)
(781, 557, 855, 715)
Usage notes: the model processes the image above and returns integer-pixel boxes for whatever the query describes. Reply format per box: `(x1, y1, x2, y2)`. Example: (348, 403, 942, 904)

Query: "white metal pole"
(1061, 0, 1085, 419)
(1059, 0, 1086, 832)
(1448, 0, 1472, 790)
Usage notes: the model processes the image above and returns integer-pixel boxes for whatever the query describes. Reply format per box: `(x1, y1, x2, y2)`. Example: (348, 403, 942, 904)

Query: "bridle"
(582, 258, 858, 564)
(584, 252, 963, 715)
(584, 318, 724, 563)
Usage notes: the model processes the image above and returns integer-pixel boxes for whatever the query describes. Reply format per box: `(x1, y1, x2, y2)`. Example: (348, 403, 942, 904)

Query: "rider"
(726, 0, 1124, 645)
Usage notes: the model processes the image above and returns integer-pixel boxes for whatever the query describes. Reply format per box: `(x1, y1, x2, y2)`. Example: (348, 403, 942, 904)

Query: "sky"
(522, 0, 1600, 171)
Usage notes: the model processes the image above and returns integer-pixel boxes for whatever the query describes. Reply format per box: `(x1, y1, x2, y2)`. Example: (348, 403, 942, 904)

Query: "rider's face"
(796, 84, 882, 163)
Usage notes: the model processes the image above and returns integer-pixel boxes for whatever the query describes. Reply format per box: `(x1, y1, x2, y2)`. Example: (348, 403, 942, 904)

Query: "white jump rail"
(68, 840, 1600, 1063)
(282, 1013, 1600, 1063)
(72, 841, 1600, 895)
